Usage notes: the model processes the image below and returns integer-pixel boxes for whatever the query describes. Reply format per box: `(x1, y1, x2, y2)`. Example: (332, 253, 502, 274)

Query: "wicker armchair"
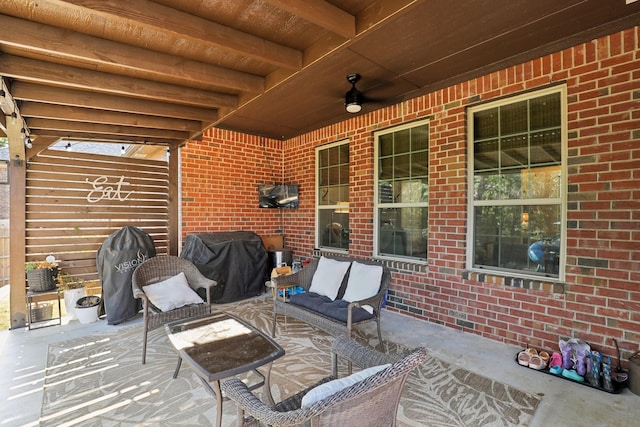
(222, 336, 428, 427)
(132, 255, 217, 364)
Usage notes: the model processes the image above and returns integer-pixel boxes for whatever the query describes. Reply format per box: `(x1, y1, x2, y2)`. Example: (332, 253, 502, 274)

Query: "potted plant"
(57, 273, 87, 320)
(25, 259, 59, 292)
(75, 295, 102, 324)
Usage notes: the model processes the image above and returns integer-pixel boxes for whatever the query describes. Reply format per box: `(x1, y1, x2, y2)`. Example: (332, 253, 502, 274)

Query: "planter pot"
(75, 296, 101, 324)
(26, 268, 57, 292)
(64, 288, 87, 320)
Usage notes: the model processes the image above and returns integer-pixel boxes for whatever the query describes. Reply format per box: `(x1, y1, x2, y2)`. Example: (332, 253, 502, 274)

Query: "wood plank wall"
(25, 149, 170, 291)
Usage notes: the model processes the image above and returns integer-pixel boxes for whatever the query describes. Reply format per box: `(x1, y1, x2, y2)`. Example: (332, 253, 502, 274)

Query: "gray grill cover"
(180, 231, 268, 303)
(97, 226, 156, 325)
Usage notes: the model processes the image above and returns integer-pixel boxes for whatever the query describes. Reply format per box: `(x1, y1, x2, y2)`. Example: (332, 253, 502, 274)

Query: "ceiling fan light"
(345, 87, 362, 113)
(346, 102, 362, 113)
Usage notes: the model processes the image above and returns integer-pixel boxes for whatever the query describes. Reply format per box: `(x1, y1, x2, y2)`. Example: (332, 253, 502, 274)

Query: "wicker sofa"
(271, 255, 390, 343)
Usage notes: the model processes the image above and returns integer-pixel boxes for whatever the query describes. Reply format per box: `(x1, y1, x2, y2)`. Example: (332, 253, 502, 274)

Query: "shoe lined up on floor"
(517, 347, 548, 370)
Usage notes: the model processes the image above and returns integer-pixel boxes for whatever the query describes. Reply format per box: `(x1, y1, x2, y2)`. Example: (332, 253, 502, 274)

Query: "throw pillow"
(301, 364, 391, 408)
(308, 257, 351, 300)
(143, 272, 204, 312)
(342, 261, 383, 303)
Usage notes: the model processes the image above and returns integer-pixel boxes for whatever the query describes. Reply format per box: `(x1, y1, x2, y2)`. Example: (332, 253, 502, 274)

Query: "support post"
(7, 113, 27, 328)
(168, 145, 179, 256)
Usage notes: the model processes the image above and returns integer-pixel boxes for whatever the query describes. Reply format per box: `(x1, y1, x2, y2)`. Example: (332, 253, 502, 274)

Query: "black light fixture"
(345, 73, 362, 113)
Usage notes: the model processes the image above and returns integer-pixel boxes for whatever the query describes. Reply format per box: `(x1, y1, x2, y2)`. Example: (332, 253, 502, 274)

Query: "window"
(374, 120, 429, 261)
(467, 86, 566, 279)
(316, 140, 349, 250)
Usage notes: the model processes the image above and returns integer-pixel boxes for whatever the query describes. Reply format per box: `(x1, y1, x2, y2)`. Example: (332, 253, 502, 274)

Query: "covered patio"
(1, 293, 640, 426)
(2, 1, 640, 425)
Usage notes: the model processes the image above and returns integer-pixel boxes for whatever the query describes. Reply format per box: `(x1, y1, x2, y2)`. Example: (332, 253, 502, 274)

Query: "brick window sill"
(462, 270, 565, 294)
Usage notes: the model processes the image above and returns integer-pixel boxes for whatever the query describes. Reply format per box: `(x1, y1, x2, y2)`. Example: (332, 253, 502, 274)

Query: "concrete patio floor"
(0, 290, 638, 426)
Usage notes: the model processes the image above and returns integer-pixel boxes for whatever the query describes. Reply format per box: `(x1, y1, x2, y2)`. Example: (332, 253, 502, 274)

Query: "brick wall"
(182, 27, 640, 360)
(180, 130, 290, 240)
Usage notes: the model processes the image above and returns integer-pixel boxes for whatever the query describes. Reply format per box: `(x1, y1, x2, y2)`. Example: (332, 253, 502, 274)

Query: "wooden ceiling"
(1, 0, 639, 149)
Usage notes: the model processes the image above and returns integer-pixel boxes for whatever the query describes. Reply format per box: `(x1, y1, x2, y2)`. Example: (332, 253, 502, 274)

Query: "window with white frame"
(316, 140, 349, 250)
(374, 120, 429, 261)
(467, 86, 566, 279)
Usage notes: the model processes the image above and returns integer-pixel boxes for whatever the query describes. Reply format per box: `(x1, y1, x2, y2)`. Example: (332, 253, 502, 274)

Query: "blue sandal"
(549, 365, 563, 375)
(561, 369, 584, 382)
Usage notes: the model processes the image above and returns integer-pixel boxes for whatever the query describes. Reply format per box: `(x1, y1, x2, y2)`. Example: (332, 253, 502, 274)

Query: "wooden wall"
(25, 149, 170, 290)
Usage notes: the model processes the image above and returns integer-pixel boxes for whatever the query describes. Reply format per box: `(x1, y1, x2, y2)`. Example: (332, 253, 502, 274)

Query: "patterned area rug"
(41, 298, 540, 426)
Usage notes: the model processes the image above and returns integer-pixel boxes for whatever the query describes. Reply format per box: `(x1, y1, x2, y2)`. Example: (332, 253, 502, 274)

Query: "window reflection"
(473, 205, 560, 275)
(375, 120, 429, 261)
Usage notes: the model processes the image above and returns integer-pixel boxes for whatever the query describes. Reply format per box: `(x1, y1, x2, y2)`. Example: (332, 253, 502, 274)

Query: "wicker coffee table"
(166, 312, 285, 427)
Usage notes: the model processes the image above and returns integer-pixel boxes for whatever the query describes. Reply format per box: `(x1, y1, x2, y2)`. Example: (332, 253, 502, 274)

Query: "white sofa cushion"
(144, 272, 204, 312)
(308, 257, 351, 300)
(301, 364, 391, 408)
(342, 261, 383, 303)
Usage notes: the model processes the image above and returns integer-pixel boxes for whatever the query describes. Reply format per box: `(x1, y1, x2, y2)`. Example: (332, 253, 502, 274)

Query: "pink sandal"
(518, 351, 531, 366)
(549, 351, 562, 368)
(528, 355, 547, 370)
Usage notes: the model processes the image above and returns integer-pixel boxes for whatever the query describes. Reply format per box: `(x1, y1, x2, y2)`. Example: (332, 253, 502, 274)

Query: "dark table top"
(165, 311, 285, 382)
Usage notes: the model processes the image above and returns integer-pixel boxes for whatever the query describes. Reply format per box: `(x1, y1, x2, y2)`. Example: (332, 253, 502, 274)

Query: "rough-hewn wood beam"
(11, 82, 218, 122)
(0, 14, 264, 93)
(3, 0, 302, 70)
(21, 102, 202, 132)
(262, 0, 356, 38)
(28, 118, 190, 141)
(1, 55, 238, 108)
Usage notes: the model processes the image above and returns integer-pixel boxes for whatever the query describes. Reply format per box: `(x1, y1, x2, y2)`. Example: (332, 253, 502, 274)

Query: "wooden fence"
(25, 149, 170, 292)
(0, 221, 8, 288)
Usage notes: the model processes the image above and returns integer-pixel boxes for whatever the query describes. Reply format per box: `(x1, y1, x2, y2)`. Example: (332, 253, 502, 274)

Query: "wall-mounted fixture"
(345, 73, 362, 113)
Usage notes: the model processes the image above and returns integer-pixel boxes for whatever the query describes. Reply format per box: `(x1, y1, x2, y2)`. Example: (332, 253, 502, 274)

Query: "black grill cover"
(180, 231, 268, 303)
(97, 226, 156, 324)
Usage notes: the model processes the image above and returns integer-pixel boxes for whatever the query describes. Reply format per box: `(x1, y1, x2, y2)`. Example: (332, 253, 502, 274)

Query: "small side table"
(266, 280, 298, 335)
(27, 288, 62, 330)
(265, 280, 297, 303)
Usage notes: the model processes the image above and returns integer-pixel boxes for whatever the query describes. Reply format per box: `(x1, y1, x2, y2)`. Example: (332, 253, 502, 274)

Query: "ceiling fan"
(344, 73, 363, 113)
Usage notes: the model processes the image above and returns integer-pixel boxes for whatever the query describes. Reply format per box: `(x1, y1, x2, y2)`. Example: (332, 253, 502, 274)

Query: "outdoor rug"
(41, 298, 540, 426)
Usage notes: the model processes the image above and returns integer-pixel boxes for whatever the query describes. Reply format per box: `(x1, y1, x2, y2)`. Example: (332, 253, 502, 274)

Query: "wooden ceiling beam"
(28, 118, 190, 141)
(3, 0, 302, 70)
(25, 136, 60, 158)
(31, 129, 181, 146)
(0, 14, 264, 94)
(1, 55, 238, 109)
(20, 102, 203, 132)
(262, 0, 356, 38)
(11, 82, 218, 122)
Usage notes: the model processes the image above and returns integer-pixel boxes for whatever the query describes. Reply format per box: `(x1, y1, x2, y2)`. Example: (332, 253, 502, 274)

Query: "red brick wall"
(182, 27, 640, 360)
(181, 130, 287, 239)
